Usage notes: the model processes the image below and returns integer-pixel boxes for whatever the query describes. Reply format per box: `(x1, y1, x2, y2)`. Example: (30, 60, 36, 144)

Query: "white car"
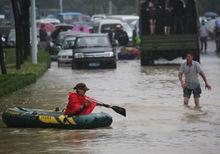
(91, 14, 107, 22)
(57, 49, 73, 67)
(107, 15, 139, 26)
(93, 19, 133, 44)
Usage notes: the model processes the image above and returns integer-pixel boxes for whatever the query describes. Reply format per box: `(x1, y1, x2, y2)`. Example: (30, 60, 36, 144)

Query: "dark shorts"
(183, 86, 202, 98)
(200, 37, 207, 42)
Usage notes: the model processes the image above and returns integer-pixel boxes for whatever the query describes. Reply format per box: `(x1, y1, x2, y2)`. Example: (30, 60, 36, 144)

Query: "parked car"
(57, 49, 73, 67)
(91, 14, 107, 25)
(91, 14, 107, 22)
(107, 15, 139, 26)
(6, 29, 16, 47)
(7, 28, 40, 48)
(47, 25, 74, 59)
(93, 19, 124, 34)
(57, 34, 81, 66)
(72, 33, 117, 69)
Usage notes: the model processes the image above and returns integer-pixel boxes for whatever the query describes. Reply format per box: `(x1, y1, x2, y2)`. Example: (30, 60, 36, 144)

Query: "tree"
(11, 0, 31, 69)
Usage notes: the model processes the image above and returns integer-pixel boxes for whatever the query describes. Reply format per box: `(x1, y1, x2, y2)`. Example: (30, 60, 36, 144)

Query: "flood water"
(0, 42, 220, 154)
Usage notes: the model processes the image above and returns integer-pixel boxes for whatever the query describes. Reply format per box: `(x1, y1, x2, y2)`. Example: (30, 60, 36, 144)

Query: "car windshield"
(76, 36, 111, 48)
(8, 30, 15, 40)
(101, 24, 120, 33)
(62, 37, 76, 49)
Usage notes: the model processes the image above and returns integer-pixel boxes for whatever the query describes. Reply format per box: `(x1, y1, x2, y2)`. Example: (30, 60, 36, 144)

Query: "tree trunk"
(11, 0, 21, 69)
(21, 0, 31, 60)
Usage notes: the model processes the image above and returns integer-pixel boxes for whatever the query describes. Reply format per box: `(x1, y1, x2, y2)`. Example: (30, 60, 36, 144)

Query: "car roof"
(58, 12, 81, 15)
(97, 18, 124, 24)
(62, 32, 85, 39)
(55, 23, 73, 28)
(76, 33, 108, 37)
(108, 15, 139, 20)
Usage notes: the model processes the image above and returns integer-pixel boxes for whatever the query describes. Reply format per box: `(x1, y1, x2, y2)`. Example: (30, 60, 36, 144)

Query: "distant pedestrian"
(146, 0, 158, 35)
(172, 0, 184, 34)
(214, 18, 220, 54)
(112, 25, 129, 47)
(199, 20, 209, 54)
(164, 0, 173, 35)
(39, 24, 48, 42)
(178, 52, 211, 109)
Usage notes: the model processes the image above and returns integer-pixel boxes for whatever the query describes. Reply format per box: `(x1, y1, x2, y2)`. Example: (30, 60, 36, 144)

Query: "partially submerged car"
(57, 33, 82, 66)
(72, 33, 117, 69)
(57, 49, 73, 67)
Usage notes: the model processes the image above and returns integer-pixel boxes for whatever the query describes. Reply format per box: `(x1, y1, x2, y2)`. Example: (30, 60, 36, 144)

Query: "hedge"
(0, 48, 51, 98)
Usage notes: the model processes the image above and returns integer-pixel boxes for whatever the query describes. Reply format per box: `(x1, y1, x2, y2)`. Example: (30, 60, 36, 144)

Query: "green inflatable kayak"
(2, 107, 112, 129)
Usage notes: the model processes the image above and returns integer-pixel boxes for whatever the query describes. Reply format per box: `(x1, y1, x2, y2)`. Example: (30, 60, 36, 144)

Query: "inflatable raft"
(2, 107, 112, 129)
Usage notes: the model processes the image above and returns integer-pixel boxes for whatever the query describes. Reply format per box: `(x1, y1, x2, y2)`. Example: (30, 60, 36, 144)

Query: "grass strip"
(0, 48, 51, 97)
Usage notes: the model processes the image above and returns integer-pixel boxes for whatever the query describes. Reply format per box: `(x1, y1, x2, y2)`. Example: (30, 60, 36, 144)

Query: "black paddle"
(96, 102, 126, 117)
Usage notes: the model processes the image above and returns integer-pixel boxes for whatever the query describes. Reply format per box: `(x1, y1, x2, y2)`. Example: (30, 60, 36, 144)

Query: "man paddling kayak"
(64, 83, 102, 116)
(64, 82, 126, 117)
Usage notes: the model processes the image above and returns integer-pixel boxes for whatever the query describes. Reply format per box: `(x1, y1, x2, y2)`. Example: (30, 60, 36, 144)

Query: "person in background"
(146, 0, 158, 35)
(64, 83, 97, 116)
(39, 24, 48, 42)
(178, 52, 211, 109)
(199, 20, 209, 54)
(172, 0, 184, 34)
(214, 18, 220, 54)
(113, 25, 129, 47)
(164, 0, 173, 35)
(184, 0, 197, 34)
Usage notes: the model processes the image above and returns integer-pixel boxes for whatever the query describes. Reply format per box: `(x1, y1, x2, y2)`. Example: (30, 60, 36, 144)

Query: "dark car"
(72, 33, 117, 69)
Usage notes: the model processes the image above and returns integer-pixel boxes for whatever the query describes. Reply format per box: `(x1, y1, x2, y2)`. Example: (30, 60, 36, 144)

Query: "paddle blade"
(111, 106, 126, 117)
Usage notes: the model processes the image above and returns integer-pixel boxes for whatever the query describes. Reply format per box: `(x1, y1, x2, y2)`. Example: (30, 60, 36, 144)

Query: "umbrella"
(72, 25, 90, 33)
(204, 12, 218, 18)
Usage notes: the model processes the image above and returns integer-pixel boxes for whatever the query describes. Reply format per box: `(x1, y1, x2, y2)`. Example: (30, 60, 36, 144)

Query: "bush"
(0, 74, 36, 97)
(0, 48, 50, 98)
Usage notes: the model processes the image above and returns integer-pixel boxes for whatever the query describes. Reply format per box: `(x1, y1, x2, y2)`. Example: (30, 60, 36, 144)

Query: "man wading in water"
(178, 52, 211, 109)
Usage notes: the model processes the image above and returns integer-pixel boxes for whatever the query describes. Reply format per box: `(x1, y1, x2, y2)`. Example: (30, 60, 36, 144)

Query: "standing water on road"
(0, 46, 220, 154)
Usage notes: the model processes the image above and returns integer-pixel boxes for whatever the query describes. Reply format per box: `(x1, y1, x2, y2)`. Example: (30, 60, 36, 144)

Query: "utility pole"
(135, 0, 140, 15)
(109, 0, 112, 15)
(60, 0, 63, 13)
(31, 0, 38, 64)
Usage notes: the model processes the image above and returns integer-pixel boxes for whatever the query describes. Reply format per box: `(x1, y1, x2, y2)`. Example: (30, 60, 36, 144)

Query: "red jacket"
(64, 92, 96, 115)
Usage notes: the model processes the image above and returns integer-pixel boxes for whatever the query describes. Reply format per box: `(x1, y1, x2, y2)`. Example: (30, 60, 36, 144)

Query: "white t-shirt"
(199, 25, 209, 38)
(179, 61, 204, 89)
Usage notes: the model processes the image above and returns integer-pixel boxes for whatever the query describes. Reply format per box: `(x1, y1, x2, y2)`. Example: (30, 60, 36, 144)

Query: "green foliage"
(0, 48, 50, 98)
(5, 48, 16, 65)
(0, 74, 36, 97)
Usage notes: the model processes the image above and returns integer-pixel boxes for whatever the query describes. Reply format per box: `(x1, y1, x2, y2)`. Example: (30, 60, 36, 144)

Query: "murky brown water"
(0, 42, 220, 154)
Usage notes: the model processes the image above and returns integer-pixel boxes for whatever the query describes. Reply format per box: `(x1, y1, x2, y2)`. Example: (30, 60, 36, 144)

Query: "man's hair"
(185, 51, 194, 57)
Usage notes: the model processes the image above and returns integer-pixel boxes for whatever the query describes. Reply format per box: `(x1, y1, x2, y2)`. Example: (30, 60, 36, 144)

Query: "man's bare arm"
(200, 73, 211, 90)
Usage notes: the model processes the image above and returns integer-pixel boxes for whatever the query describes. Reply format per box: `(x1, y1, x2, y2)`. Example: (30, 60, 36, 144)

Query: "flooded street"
(0, 42, 220, 154)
